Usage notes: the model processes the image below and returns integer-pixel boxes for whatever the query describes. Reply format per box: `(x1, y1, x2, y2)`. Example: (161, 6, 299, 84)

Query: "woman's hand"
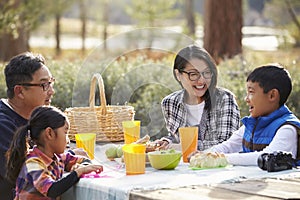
(154, 140, 169, 150)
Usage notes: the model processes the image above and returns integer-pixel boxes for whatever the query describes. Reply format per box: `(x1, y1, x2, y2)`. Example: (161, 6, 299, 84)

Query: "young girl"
(6, 106, 103, 199)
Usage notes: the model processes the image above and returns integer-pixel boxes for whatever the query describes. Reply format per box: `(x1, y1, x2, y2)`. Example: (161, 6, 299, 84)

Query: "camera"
(257, 151, 294, 172)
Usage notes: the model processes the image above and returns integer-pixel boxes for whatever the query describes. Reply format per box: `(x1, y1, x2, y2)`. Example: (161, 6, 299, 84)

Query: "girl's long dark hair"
(6, 106, 66, 183)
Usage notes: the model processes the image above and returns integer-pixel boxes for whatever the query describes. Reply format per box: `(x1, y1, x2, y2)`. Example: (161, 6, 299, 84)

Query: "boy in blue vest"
(205, 63, 300, 165)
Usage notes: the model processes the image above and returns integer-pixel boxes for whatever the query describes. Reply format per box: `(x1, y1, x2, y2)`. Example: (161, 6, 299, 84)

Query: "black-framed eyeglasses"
(18, 78, 55, 91)
(181, 70, 213, 81)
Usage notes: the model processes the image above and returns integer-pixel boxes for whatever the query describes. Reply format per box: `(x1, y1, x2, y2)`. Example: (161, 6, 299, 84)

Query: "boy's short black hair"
(247, 63, 292, 106)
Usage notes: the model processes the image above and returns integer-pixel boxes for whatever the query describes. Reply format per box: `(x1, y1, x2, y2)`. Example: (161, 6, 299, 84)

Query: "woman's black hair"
(6, 106, 67, 183)
(173, 45, 218, 110)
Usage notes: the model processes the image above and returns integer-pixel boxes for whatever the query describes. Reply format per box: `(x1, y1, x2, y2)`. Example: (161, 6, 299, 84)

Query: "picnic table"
(62, 143, 300, 200)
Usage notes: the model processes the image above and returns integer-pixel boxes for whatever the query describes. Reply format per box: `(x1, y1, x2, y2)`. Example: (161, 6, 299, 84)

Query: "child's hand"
(71, 163, 81, 171)
(72, 148, 89, 158)
(75, 164, 103, 177)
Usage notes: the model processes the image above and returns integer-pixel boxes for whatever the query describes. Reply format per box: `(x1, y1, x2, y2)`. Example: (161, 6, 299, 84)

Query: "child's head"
(6, 106, 68, 183)
(246, 63, 292, 117)
(28, 106, 68, 148)
(247, 63, 291, 106)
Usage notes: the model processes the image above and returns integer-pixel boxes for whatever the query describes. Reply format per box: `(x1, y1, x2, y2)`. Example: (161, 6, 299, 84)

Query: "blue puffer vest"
(241, 105, 300, 157)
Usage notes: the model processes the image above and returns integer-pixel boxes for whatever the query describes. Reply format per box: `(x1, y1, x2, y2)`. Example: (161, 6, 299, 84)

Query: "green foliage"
(0, 63, 6, 98)
(1, 49, 300, 138)
(0, 0, 51, 36)
(126, 0, 180, 26)
(47, 59, 81, 110)
(285, 63, 300, 118)
(0, 0, 77, 40)
(218, 53, 300, 119)
(218, 55, 251, 119)
(286, 20, 300, 47)
(61, 53, 178, 139)
(264, 0, 300, 47)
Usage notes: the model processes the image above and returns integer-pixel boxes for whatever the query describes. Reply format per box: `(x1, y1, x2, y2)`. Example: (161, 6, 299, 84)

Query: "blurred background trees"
(2, 0, 300, 61)
(0, 0, 74, 59)
(204, 0, 242, 64)
(0, 0, 48, 60)
(1, 0, 300, 138)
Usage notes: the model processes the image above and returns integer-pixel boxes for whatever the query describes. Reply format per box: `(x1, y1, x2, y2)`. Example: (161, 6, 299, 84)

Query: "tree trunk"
(80, 0, 87, 52)
(0, 0, 29, 61)
(185, 0, 196, 36)
(55, 13, 61, 56)
(203, 0, 242, 64)
(0, 28, 29, 61)
(284, 0, 300, 47)
(102, 0, 109, 51)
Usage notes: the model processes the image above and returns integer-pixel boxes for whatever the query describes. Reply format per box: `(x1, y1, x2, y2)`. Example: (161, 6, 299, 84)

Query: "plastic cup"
(122, 121, 141, 144)
(75, 133, 96, 159)
(122, 144, 146, 175)
(179, 127, 198, 163)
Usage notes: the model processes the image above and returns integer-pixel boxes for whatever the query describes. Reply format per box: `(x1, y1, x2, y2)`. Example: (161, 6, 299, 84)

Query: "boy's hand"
(187, 150, 201, 162)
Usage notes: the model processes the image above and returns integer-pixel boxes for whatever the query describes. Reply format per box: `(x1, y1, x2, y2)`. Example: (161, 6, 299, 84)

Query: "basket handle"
(89, 73, 107, 115)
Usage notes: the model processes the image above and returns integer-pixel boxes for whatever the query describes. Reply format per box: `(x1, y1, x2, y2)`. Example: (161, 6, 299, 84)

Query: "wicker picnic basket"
(65, 73, 135, 142)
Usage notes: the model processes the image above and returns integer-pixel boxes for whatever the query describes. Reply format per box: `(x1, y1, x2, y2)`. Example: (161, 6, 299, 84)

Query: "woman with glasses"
(156, 45, 240, 151)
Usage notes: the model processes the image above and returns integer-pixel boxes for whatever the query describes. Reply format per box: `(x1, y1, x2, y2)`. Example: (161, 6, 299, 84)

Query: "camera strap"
(294, 158, 300, 167)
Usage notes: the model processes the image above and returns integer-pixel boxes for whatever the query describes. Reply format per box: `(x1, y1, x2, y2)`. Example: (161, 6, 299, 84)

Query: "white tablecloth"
(62, 143, 300, 200)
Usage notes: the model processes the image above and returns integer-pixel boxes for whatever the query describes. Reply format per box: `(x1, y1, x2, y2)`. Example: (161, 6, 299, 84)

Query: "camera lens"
(257, 153, 268, 170)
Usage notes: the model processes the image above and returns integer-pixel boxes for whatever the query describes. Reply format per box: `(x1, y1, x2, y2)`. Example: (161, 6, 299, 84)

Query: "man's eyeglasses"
(18, 78, 55, 91)
(181, 70, 213, 81)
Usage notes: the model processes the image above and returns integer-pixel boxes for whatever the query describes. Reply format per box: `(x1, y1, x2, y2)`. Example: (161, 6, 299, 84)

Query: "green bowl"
(148, 150, 182, 170)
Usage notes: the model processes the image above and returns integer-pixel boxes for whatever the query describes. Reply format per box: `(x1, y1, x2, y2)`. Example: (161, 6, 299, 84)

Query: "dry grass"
(31, 45, 300, 69)
(242, 48, 300, 67)
(31, 17, 300, 65)
(33, 18, 134, 37)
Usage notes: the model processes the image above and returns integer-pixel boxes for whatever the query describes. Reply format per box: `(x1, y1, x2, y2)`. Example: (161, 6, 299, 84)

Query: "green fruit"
(105, 146, 117, 158)
(116, 145, 123, 158)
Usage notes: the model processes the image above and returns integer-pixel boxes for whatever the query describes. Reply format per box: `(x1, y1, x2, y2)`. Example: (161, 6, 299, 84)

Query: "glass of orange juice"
(75, 133, 96, 159)
(179, 127, 198, 163)
(122, 120, 140, 144)
(122, 143, 146, 175)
